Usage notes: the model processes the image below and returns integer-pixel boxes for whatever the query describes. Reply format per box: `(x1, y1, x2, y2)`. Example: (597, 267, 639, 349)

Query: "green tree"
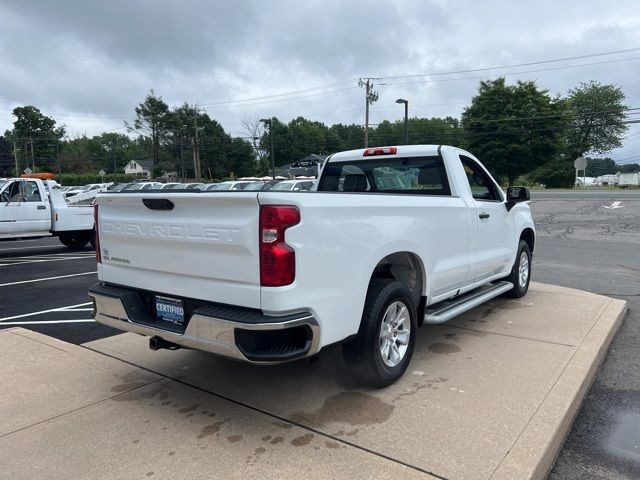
(461, 78, 567, 183)
(4, 106, 65, 172)
(129, 90, 170, 167)
(585, 157, 617, 176)
(566, 81, 628, 159)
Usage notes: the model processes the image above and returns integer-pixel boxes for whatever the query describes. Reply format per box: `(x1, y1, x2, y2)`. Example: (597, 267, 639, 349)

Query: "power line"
(377, 47, 640, 80)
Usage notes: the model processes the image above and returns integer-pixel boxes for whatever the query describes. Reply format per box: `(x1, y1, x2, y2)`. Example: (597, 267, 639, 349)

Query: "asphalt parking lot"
(0, 189, 638, 479)
(0, 236, 117, 344)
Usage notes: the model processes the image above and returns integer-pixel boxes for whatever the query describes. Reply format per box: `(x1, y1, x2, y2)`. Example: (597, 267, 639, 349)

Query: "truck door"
(458, 155, 514, 282)
(0, 181, 22, 234)
(0, 180, 49, 234)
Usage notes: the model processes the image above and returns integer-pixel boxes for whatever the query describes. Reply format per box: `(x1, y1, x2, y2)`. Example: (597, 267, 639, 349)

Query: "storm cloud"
(1, 0, 639, 161)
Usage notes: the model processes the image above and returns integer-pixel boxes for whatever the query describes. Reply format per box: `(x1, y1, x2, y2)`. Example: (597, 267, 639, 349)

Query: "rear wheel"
(58, 231, 91, 249)
(503, 240, 531, 298)
(343, 278, 417, 387)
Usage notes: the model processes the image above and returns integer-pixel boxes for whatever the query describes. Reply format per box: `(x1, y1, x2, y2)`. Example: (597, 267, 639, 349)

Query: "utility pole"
(359, 78, 380, 147)
(12, 142, 19, 177)
(260, 118, 275, 179)
(193, 116, 201, 182)
(48, 143, 61, 173)
(29, 137, 35, 172)
(180, 125, 186, 181)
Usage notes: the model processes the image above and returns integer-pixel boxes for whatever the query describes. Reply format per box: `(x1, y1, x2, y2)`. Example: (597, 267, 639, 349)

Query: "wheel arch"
(520, 227, 535, 253)
(369, 251, 426, 313)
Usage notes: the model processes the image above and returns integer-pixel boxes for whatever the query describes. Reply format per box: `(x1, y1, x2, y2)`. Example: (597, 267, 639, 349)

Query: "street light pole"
(396, 98, 409, 145)
(260, 118, 275, 179)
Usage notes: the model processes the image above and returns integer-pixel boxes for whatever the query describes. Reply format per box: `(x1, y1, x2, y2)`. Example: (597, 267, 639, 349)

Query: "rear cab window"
(317, 156, 451, 196)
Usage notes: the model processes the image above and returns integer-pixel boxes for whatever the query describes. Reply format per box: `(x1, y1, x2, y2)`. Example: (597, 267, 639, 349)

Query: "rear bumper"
(89, 283, 320, 363)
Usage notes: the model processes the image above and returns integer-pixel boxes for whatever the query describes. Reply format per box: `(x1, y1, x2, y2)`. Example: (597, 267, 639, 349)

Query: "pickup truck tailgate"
(96, 192, 261, 308)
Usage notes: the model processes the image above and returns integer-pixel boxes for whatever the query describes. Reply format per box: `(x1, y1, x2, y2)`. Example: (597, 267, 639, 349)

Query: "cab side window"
(24, 181, 42, 202)
(460, 156, 502, 201)
(1, 182, 20, 202)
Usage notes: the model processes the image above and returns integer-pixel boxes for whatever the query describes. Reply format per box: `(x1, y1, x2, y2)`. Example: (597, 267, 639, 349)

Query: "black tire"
(58, 231, 91, 249)
(343, 278, 417, 387)
(503, 240, 531, 298)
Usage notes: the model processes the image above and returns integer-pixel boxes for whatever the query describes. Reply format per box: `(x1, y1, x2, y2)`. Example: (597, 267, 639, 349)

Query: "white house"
(124, 160, 154, 178)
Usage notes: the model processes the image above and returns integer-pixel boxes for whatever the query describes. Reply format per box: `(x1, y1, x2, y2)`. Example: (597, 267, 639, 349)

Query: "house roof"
(133, 159, 154, 170)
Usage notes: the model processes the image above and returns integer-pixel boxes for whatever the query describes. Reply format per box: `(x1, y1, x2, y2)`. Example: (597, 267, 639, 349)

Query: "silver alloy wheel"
(379, 301, 411, 367)
(518, 251, 529, 288)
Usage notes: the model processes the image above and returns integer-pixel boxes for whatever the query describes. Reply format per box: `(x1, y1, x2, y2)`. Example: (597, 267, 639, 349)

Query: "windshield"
(242, 182, 265, 190)
(270, 182, 294, 191)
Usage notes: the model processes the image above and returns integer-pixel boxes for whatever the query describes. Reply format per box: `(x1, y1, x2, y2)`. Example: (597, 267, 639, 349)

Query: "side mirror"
(506, 186, 530, 211)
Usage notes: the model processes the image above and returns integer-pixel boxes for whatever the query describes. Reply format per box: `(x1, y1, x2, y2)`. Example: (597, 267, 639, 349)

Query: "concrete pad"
(0, 327, 159, 437)
(446, 282, 612, 345)
(0, 379, 433, 480)
(85, 283, 627, 479)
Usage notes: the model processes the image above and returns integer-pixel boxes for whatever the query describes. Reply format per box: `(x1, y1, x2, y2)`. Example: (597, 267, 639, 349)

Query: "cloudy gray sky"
(1, 0, 639, 162)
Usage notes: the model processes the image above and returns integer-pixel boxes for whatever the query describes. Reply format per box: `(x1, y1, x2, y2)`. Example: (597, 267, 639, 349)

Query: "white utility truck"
(0, 178, 95, 248)
(90, 145, 535, 386)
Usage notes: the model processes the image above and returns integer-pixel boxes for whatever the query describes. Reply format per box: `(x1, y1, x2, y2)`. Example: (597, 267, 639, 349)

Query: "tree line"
(1, 79, 635, 186)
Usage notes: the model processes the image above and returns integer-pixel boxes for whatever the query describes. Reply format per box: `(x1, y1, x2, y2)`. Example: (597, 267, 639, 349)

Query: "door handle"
(37, 205, 46, 210)
(479, 212, 490, 219)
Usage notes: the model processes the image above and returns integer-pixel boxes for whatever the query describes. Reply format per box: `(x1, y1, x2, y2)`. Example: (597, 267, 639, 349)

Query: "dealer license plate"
(155, 295, 185, 325)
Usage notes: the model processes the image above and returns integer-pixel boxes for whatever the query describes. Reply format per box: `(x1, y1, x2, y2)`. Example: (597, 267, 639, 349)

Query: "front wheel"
(343, 278, 417, 387)
(503, 240, 531, 298)
(58, 231, 91, 249)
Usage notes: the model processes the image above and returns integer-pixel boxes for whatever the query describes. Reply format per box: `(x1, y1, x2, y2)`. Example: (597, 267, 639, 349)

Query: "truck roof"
(328, 145, 443, 163)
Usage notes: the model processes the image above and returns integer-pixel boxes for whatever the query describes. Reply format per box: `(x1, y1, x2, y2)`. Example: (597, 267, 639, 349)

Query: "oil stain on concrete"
(291, 391, 394, 427)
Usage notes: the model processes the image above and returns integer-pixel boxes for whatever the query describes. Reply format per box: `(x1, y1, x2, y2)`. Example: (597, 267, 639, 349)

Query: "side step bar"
(424, 281, 514, 325)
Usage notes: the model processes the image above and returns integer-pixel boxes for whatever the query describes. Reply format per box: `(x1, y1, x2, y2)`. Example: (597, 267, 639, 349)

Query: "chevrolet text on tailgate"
(90, 145, 535, 386)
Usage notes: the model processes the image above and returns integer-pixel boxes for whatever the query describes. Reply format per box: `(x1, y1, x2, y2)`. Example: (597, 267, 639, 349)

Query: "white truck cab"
(0, 178, 95, 248)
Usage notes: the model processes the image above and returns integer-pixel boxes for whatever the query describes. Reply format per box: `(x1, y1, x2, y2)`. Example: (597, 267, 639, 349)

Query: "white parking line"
(0, 319, 95, 326)
(0, 272, 97, 288)
(0, 256, 94, 267)
(0, 302, 93, 322)
(0, 245, 67, 252)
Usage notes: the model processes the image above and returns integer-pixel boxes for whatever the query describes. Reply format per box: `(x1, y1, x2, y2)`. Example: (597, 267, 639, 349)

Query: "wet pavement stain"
(290, 433, 314, 446)
(145, 472, 154, 477)
(227, 434, 243, 443)
(112, 384, 164, 402)
(325, 441, 340, 449)
(270, 436, 284, 445)
(161, 401, 170, 406)
(110, 381, 148, 393)
(167, 451, 175, 456)
(254, 447, 266, 454)
(291, 391, 395, 426)
(158, 391, 169, 401)
(196, 420, 226, 439)
(443, 333, 458, 340)
(428, 342, 461, 354)
(261, 435, 272, 442)
(179, 404, 200, 414)
(272, 421, 294, 429)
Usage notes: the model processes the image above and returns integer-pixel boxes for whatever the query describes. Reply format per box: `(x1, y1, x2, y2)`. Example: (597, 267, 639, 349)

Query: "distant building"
(124, 159, 154, 178)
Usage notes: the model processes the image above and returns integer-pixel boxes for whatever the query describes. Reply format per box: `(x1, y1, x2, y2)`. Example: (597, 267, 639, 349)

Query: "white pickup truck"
(0, 178, 95, 248)
(90, 145, 535, 386)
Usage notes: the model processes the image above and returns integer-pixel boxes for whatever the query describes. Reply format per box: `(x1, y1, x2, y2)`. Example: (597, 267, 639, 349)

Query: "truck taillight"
(259, 205, 300, 287)
(94, 204, 101, 263)
(363, 146, 397, 156)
